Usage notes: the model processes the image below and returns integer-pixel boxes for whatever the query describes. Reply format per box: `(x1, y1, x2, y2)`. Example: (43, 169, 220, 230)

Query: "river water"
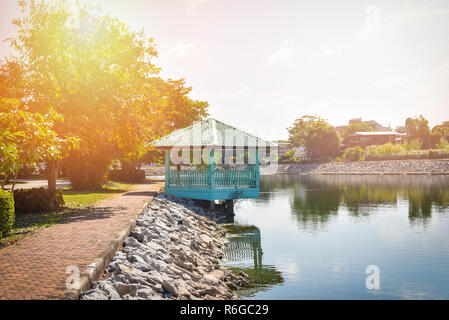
(222, 174, 449, 300)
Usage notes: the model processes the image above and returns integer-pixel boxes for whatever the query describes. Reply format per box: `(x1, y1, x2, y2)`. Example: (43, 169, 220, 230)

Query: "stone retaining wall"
(147, 160, 449, 177)
(81, 195, 247, 300)
(276, 159, 449, 175)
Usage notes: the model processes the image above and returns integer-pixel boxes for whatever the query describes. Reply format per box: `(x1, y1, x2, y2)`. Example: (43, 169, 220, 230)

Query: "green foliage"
(279, 150, 301, 163)
(342, 146, 366, 162)
(288, 115, 340, 161)
(148, 78, 209, 136)
(431, 122, 449, 148)
(438, 138, 449, 150)
(143, 149, 164, 165)
(64, 152, 111, 191)
(13, 188, 64, 214)
(407, 139, 422, 151)
(0, 95, 79, 190)
(109, 169, 146, 183)
(7, 0, 208, 190)
(367, 142, 405, 156)
(0, 190, 15, 238)
(405, 115, 430, 149)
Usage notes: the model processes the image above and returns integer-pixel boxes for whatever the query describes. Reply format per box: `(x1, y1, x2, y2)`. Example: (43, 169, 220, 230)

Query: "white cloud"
(268, 41, 295, 63)
(167, 41, 197, 58)
(268, 42, 336, 63)
(372, 76, 408, 89)
(216, 86, 251, 99)
(187, 0, 213, 8)
(298, 48, 336, 57)
(358, 5, 449, 41)
(387, 5, 449, 26)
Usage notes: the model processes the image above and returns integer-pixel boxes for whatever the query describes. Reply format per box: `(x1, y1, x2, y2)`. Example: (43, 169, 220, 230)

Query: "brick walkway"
(0, 182, 163, 300)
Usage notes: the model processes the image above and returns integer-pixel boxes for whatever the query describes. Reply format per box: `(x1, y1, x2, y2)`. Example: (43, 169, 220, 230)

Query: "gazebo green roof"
(153, 118, 277, 149)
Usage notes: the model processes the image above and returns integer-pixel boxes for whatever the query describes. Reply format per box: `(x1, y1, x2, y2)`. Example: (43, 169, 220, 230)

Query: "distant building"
(345, 131, 406, 148)
(336, 118, 392, 135)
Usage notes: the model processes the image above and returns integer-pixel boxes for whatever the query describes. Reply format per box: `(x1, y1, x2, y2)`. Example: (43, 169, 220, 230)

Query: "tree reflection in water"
(222, 224, 284, 298)
(260, 174, 449, 229)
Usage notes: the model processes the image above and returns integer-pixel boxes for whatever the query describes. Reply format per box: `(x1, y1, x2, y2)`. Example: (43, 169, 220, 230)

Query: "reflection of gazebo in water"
(224, 225, 263, 268)
(223, 225, 283, 297)
(152, 119, 276, 210)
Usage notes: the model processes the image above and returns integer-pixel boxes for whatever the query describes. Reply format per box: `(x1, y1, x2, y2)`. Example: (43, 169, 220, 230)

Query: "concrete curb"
(61, 187, 162, 300)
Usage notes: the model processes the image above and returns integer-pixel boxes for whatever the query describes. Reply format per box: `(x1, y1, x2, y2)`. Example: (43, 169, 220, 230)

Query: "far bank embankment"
(276, 159, 449, 175)
(145, 159, 449, 176)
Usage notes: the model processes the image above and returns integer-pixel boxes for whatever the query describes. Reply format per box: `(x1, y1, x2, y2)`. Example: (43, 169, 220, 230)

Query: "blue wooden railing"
(215, 169, 256, 188)
(167, 169, 210, 188)
(167, 168, 257, 189)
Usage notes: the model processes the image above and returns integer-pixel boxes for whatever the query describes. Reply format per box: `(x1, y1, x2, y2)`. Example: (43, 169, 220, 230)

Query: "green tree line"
(287, 115, 449, 162)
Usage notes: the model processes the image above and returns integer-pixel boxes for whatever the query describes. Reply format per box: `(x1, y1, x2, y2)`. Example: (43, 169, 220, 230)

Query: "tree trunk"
(47, 160, 60, 192)
(11, 170, 20, 192)
(1, 173, 9, 190)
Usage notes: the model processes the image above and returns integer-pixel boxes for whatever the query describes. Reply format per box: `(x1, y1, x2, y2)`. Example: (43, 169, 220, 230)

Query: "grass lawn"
(0, 181, 132, 248)
(62, 181, 132, 208)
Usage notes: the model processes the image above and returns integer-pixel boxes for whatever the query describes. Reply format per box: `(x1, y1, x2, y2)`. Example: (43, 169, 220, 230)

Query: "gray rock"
(82, 289, 109, 300)
(99, 281, 122, 300)
(128, 254, 147, 265)
(130, 228, 145, 242)
(162, 281, 179, 297)
(136, 288, 157, 299)
(123, 237, 141, 248)
(113, 283, 139, 297)
(81, 194, 235, 301)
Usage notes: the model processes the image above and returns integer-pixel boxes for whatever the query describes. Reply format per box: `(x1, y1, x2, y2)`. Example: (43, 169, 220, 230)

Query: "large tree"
(7, 0, 207, 190)
(430, 121, 449, 148)
(0, 97, 78, 191)
(288, 116, 341, 161)
(148, 78, 209, 136)
(405, 115, 431, 149)
(0, 57, 78, 191)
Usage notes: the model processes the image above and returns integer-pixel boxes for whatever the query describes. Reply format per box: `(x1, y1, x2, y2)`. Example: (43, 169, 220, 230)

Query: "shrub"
(13, 188, 64, 214)
(438, 137, 449, 150)
(367, 142, 405, 156)
(0, 190, 15, 239)
(407, 139, 422, 151)
(64, 152, 111, 191)
(108, 169, 146, 183)
(279, 150, 301, 163)
(342, 146, 366, 162)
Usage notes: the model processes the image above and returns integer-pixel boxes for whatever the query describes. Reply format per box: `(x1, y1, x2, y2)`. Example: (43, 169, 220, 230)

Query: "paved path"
(0, 182, 163, 300)
(3, 179, 71, 191)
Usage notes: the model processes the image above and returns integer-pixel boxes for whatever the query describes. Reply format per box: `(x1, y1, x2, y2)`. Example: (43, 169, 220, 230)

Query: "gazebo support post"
(165, 149, 170, 188)
(209, 148, 215, 210)
(256, 148, 260, 187)
(225, 199, 234, 214)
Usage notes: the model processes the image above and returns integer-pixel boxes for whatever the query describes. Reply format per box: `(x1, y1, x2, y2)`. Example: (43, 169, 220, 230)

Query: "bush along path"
(82, 195, 250, 300)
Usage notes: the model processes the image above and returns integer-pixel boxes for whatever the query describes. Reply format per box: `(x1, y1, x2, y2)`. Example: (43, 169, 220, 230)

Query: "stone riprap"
(81, 194, 247, 300)
(277, 159, 449, 174)
(146, 160, 449, 178)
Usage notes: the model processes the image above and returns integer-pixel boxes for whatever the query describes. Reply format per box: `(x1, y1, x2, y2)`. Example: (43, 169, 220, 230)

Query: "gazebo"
(152, 119, 276, 207)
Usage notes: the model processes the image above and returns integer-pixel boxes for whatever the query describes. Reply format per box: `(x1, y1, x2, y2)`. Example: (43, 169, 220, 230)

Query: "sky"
(1, 0, 448, 140)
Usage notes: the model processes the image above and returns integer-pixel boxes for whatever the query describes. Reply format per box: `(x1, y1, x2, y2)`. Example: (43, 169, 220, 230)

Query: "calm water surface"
(222, 174, 449, 299)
